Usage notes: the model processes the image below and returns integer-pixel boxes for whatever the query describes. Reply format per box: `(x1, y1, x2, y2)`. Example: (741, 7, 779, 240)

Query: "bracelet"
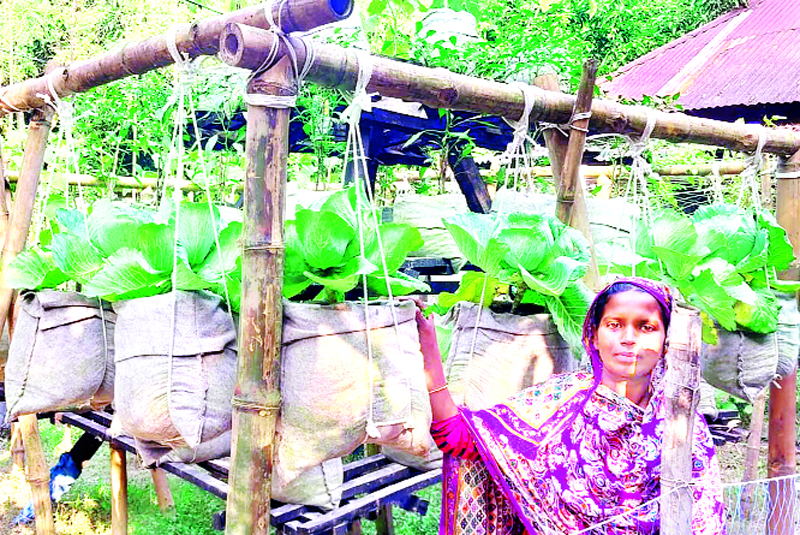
(428, 383, 448, 395)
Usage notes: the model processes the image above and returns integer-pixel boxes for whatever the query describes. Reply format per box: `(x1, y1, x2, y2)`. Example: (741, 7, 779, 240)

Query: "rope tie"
(569, 110, 592, 133)
(0, 94, 22, 113)
(737, 126, 767, 207)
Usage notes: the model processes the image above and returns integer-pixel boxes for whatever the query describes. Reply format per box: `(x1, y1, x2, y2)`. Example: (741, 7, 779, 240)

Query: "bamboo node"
(232, 396, 280, 413)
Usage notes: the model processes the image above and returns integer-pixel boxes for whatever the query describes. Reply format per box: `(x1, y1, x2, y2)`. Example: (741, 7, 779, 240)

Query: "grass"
(0, 421, 442, 535)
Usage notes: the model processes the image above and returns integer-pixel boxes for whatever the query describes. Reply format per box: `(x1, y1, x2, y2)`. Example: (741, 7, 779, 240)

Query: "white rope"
(242, 93, 297, 108)
(264, 0, 289, 34)
(737, 127, 767, 207)
(497, 82, 540, 212)
(710, 161, 724, 203)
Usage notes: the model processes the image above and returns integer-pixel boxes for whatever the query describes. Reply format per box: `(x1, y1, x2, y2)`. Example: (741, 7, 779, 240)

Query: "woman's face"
(592, 290, 666, 388)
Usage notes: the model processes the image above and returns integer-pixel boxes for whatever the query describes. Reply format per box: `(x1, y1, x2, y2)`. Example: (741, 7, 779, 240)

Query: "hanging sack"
(112, 290, 237, 450)
(702, 294, 800, 403)
(392, 193, 469, 271)
(277, 299, 431, 487)
(385, 302, 575, 471)
(5, 290, 115, 422)
(444, 301, 576, 410)
(133, 431, 345, 510)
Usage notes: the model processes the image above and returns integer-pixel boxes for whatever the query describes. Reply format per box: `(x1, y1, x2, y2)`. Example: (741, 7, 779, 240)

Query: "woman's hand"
(403, 297, 458, 422)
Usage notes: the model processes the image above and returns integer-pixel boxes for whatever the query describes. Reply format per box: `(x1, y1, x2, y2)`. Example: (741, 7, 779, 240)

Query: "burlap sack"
(386, 303, 575, 470)
(113, 291, 237, 449)
(392, 193, 469, 271)
(5, 290, 115, 422)
(702, 294, 800, 403)
(278, 300, 431, 487)
(444, 302, 576, 410)
(134, 431, 344, 510)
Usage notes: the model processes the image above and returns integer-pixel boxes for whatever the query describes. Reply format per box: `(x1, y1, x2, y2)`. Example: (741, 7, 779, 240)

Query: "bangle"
(428, 383, 448, 395)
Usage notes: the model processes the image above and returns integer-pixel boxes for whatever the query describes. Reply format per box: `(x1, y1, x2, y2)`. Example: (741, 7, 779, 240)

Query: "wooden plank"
(295, 470, 441, 534)
(340, 463, 414, 499)
(162, 462, 230, 501)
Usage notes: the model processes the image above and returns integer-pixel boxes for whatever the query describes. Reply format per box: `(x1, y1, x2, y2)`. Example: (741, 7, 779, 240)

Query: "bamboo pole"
(0, 107, 54, 349)
(219, 24, 800, 156)
(765, 150, 800, 535)
(110, 444, 129, 535)
(225, 55, 293, 535)
(739, 387, 767, 516)
(150, 468, 175, 512)
(660, 303, 701, 535)
(0, 0, 353, 116)
(19, 414, 55, 535)
(10, 424, 25, 470)
(532, 74, 568, 185)
(553, 60, 600, 290)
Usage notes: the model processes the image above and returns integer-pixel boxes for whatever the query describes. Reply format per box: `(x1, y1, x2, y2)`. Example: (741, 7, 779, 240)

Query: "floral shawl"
(439, 277, 726, 535)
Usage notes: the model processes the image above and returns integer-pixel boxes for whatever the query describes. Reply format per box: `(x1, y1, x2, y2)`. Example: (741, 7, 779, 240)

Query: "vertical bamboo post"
(766, 150, 800, 535)
(10, 424, 25, 470)
(0, 106, 53, 342)
(225, 55, 294, 535)
(365, 444, 395, 535)
(7, 106, 56, 534)
(532, 74, 568, 186)
(739, 387, 767, 515)
(660, 303, 701, 535)
(110, 444, 128, 535)
(150, 468, 174, 512)
(551, 59, 600, 290)
(18, 414, 55, 535)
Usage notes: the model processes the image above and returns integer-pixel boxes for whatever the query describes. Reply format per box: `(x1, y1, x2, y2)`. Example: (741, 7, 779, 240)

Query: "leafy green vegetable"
(440, 211, 592, 350)
(597, 203, 799, 342)
(284, 186, 430, 302)
(6, 199, 244, 312)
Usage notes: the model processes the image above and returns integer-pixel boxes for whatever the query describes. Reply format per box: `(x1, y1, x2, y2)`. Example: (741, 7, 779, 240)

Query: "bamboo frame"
(766, 150, 800, 534)
(554, 59, 600, 291)
(225, 55, 294, 535)
(0, 0, 352, 116)
(660, 303, 702, 535)
(19, 414, 55, 535)
(219, 24, 800, 156)
(110, 444, 129, 535)
(150, 469, 175, 512)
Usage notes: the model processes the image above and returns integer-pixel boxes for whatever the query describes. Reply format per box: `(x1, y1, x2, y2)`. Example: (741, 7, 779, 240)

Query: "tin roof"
(600, 0, 800, 111)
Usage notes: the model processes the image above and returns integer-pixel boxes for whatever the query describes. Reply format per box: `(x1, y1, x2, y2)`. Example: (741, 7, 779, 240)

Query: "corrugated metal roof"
(601, 0, 800, 110)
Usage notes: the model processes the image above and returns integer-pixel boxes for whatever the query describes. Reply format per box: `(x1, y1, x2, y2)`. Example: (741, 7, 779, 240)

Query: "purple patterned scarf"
(440, 277, 725, 535)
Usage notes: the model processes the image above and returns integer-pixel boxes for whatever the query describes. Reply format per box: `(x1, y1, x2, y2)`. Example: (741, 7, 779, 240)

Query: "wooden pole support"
(218, 24, 800, 156)
(225, 55, 294, 535)
(532, 74, 568, 187)
(0, 0, 353, 115)
(19, 414, 55, 535)
(552, 60, 600, 290)
(10, 423, 25, 470)
(765, 150, 800, 535)
(660, 303, 702, 535)
(739, 387, 767, 516)
(150, 468, 175, 512)
(110, 444, 129, 535)
(0, 107, 54, 343)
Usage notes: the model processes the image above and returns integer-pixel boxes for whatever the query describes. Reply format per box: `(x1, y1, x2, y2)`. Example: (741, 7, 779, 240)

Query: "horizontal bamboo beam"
(0, 0, 353, 116)
(219, 24, 800, 156)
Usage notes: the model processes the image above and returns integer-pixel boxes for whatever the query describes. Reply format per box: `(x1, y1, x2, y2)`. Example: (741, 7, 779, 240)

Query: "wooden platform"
(58, 410, 442, 534)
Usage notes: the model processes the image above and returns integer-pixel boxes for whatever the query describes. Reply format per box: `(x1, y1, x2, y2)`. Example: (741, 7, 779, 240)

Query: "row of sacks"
(6, 289, 799, 505)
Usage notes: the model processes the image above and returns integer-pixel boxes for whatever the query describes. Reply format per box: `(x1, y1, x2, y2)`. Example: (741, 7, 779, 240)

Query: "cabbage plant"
(5, 199, 242, 311)
(434, 211, 594, 350)
(283, 186, 431, 303)
(596, 204, 800, 343)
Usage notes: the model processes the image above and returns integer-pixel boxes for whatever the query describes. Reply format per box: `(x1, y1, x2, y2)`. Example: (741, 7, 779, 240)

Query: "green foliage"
(284, 186, 431, 303)
(438, 211, 593, 349)
(5, 199, 243, 310)
(597, 204, 800, 343)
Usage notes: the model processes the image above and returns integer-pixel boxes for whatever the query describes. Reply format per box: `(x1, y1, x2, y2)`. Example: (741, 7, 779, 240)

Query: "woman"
(415, 277, 726, 534)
